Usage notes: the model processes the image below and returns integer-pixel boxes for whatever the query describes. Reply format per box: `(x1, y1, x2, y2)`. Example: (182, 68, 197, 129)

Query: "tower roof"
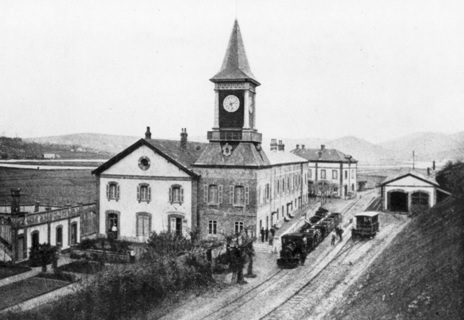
(210, 20, 260, 86)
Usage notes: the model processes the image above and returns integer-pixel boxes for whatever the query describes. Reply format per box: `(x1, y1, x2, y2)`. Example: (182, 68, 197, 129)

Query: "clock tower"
(195, 20, 269, 167)
(208, 20, 262, 146)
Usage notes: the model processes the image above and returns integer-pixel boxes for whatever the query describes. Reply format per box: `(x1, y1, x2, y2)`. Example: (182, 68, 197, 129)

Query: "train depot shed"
(380, 171, 450, 214)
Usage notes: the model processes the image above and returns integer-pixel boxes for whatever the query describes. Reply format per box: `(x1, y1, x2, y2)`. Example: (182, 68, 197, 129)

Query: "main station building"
(93, 21, 311, 240)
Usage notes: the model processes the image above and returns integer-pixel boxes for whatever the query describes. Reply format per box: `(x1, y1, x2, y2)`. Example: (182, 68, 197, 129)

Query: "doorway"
(389, 191, 408, 212)
(170, 217, 182, 236)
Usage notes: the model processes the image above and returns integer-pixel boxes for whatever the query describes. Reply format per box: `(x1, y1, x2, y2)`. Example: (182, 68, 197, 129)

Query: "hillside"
(380, 131, 464, 161)
(329, 197, 464, 319)
(26, 133, 140, 155)
(24, 131, 464, 163)
(0, 136, 110, 160)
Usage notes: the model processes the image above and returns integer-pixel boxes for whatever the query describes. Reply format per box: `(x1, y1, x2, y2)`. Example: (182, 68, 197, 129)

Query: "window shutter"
(258, 187, 261, 206)
(245, 186, 249, 205)
(116, 185, 120, 201)
(204, 184, 208, 203)
(169, 187, 172, 203)
(148, 186, 151, 203)
(180, 187, 184, 204)
(106, 184, 109, 200)
(229, 186, 234, 204)
(218, 185, 223, 203)
(137, 185, 141, 202)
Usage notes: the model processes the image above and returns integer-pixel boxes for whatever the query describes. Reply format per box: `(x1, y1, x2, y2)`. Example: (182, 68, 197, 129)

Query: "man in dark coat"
(265, 228, 269, 242)
(269, 227, 275, 245)
(260, 227, 265, 242)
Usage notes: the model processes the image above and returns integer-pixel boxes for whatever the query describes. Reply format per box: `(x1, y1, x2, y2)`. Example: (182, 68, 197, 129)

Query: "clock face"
(223, 95, 240, 112)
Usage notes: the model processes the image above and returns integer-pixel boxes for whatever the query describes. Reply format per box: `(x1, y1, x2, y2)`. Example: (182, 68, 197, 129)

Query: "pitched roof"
(92, 138, 208, 177)
(291, 148, 357, 163)
(381, 170, 439, 187)
(210, 20, 260, 86)
(266, 150, 308, 165)
(194, 142, 270, 167)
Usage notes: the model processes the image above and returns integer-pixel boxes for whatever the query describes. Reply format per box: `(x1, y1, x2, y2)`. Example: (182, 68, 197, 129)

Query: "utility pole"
(412, 151, 415, 170)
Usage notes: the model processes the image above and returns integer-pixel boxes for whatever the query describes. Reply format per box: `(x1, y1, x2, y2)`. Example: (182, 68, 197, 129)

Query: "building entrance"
(389, 191, 408, 212)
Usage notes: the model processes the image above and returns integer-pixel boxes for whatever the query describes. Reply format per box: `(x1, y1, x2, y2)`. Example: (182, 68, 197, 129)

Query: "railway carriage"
(351, 211, 380, 239)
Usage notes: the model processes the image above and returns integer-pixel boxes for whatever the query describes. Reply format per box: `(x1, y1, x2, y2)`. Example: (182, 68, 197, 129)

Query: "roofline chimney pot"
(145, 126, 152, 139)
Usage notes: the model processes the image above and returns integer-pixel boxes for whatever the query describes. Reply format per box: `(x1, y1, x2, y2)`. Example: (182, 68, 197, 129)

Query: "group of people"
(260, 226, 275, 245)
(331, 226, 344, 246)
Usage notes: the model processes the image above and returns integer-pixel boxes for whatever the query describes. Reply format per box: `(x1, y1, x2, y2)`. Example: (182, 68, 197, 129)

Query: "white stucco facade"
(96, 144, 196, 241)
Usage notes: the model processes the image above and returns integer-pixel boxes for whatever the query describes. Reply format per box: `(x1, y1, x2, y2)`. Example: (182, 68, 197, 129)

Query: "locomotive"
(277, 209, 342, 268)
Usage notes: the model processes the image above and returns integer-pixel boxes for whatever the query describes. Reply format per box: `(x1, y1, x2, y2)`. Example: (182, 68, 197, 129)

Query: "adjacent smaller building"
(290, 144, 357, 198)
(380, 171, 449, 213)
(0, 189, 96, 262)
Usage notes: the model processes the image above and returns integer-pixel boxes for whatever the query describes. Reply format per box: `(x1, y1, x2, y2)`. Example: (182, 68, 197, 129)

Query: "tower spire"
(210, 20, 260, 86)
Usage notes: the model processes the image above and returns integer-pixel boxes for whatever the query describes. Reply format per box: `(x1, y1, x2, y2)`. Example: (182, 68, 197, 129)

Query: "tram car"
(277, 208, 342, 268)
(351, 211, 380, 239)
(277, 233, 313, 268)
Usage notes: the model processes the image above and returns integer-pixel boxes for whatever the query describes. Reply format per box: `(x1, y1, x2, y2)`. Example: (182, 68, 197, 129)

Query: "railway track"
(196, 193, 378, 320)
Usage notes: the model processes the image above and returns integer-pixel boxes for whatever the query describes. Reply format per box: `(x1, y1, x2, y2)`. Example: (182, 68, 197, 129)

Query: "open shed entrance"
(388, 191, 408, 212)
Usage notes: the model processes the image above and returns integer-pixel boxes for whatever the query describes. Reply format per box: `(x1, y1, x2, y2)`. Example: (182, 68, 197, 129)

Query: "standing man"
(260, 227, 265, 243)
(265, 228, 269, 242)
(270, 227, 275, 245)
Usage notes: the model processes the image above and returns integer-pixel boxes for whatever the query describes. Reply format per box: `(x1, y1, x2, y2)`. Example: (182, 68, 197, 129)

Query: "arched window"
(31, 231, 40, 249)
(56, 225, 63, 247)
(137, 183, 151, 203)
(411, 192, 429, 206)
(106, 182, 120, 201)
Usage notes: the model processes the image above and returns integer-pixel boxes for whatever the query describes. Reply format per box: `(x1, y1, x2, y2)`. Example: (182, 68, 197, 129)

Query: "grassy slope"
(0, 167, 96, 206)
(329, 197, 464, 320)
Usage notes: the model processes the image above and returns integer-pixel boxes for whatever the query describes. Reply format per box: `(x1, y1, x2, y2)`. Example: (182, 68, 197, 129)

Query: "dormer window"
(169, 185, 184, 204)
(137, 183, 151, 203)
(106, 182, 120, 201)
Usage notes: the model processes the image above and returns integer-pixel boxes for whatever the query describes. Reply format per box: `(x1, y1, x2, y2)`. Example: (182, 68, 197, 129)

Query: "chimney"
(180, 128, 188, 148)
(302, 145, 305, 149)
(433, 161, 436, 170)
(296, 144, 300, 150)
(427, 167, 431, 177)
(145, 126, 152, 139)
(278, 140, 285, 151)
(321, 144, 325, 151)
(10, 188, 21, 214)
(270, 139, 278, 151)
(34, 201, 40, 213)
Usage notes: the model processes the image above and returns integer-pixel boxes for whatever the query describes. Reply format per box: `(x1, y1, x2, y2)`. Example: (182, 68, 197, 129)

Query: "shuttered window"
(169, 185, 184, 204)
(136, 213, 151, 237)
(137, 183, 151, 203)
(107, 182, 120, 201)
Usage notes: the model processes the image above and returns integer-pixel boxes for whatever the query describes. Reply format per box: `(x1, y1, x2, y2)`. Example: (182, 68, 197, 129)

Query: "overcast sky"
(1, 0, 463, 144)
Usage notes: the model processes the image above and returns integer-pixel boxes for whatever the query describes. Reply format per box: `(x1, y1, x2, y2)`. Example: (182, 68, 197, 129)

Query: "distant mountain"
(379, 132, 464, 161)
(325, 136, 390, 162)
(25, 131, 464, 163)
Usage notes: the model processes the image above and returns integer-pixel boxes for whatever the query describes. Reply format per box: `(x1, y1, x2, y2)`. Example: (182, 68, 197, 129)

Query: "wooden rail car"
(351, 211, 380, 239)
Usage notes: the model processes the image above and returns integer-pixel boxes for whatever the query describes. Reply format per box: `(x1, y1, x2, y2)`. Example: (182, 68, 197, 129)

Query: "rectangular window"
(137, 214, 151, 237)
(352, 170, 355, 179)
(308, 169, 312, 179)
(234, 186, 245, 206)
(321, 169, 326, 180)
(138, 184, 151, 202)
(208, 185, 218, 203)
(265, 183, 270, 201)
(170, 185, 184, 204)
(345, 170, 348, 179)
(106, 182, 120, 201)
(332, 170, 338, 180)
(234, 221, 244, 234)
(208, 220, 217, 235)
